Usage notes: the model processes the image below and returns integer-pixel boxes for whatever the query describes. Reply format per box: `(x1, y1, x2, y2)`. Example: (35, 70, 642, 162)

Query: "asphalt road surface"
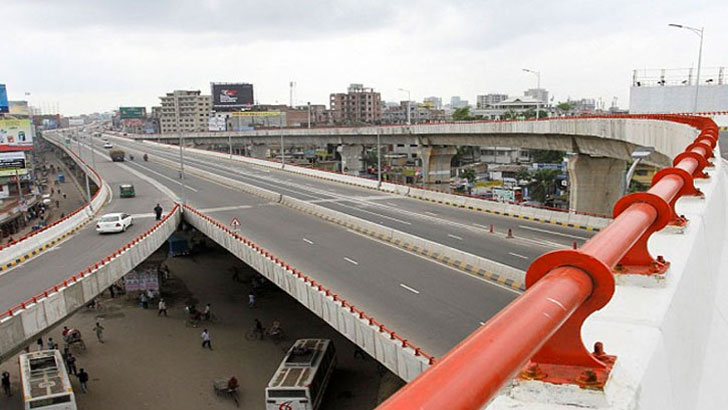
(106, 135, 594, 270)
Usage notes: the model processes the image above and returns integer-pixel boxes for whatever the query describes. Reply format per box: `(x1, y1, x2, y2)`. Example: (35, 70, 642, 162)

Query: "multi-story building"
(524, 88, 549, 104)
(449, 96, 469, 109)
(159, 90, 212, 133)
(476, 94, 508, 109)
(381, 102, 447, 124)
(471, 96, 544, 120)
(329, 84, 382, 124)
(423, 96, 443, 110)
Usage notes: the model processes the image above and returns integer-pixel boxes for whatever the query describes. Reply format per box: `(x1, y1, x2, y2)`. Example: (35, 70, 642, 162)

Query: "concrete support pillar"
(568, 154, 626, 215)
(418, 146, 457, 184)
(248, 145, 268, 158)
(337, 144, 364, 175)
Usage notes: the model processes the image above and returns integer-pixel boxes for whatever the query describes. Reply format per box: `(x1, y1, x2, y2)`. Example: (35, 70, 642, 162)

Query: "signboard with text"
(0, 152, 26, 169)
(0, 119, 33, 151)
(119, 106, 146, 119)
(211, 83, 254, 111)
(0, 84, 8, 113)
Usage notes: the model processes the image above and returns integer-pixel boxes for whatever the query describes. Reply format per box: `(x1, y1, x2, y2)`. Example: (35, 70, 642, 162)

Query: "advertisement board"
(0, 84, 8, 113)
(0, 152, 26, 169)
(119, 106, 146, 119)
(68, 118, 85, 126)
(0, 119, 33, 151)
(9, 101, 29, 116)
(208, 116, 227, 131)
(42, 118, 58, 130)
(211, 83, 254, 111)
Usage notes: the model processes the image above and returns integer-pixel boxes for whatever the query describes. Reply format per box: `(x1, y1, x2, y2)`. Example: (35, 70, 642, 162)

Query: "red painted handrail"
(375, 113, 719, 410)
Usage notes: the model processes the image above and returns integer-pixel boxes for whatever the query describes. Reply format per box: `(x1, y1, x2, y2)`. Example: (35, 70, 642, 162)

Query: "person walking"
(158, 298, 168, 316)
(248, 292, 256, 309)
(1, 371, 10, 397)
(36, 337, 43, 351)
(92, 322, 105, 343)
(76, 369, 89, 393)
(154, 203, 163, 221)
(66, 353, 77, 376)
(140, 292, 149, 309)
(46, 337, 55, 350)
(201, 329, 212, 350)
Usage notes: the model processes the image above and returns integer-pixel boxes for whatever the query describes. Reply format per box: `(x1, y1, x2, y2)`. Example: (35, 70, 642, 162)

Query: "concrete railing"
(0, 204, 181, 363)
(124, 141, 526, 289)
(0, 134, 110, 271)
(182, 205, 431, 381)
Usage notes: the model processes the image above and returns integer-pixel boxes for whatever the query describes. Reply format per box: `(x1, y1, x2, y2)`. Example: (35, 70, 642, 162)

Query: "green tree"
(460, 168, 476, 184)
(452, 107, 472, 121)
(556, 102, 573, 111)
(514, 168, 532, 184)
(528, 169, 560, 203)
(530, 150, 564, 164)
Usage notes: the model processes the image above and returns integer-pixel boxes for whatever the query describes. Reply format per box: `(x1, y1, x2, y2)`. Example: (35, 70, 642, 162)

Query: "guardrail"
(182, 204, 433, 380)
(374, 114, 718, 410)
(0, 204, 181, 362)
(0, 134, 109, 270)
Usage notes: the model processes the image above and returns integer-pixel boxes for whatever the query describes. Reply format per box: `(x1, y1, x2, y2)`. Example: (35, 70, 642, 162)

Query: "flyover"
(128, 116, 700, 214)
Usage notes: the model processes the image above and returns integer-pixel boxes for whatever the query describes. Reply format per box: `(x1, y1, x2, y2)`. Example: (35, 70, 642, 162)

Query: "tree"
(531, 150, 564, 164)
(460, 168, 476, 184)
(452, 107, 472, 121)
(556, 102, 573, 111)
(528, 169, 560, 203)
(514, 168, 532, 184)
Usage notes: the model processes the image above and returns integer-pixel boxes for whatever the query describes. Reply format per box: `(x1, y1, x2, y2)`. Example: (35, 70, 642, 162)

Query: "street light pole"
(280, 114, 285, 167)
(179, 136, 187, 205)
(398, 88, 411, 125)
(228, 134, 233, 159)
(307, 101, 311, 129)
(522, 68, 542, 119)
(377, 130, 382, 188)
(669, 24, 704, 113)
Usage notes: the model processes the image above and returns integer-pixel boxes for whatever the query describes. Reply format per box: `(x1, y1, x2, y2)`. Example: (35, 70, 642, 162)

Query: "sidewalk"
(0, 242, 403, 409)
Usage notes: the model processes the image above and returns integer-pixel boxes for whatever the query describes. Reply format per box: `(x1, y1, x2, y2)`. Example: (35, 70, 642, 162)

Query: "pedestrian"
(92, 322, 105, 343)
(248, 291, 256, 308)
(2, 371, 10, 396)
(158, 298, 167, 316)
(76, 368, 89, 393)
(36, 337, 43, 351)
(66, 353, 77, 375)
(201, 329, 212, 350)
(46, 337, 55, 350)
(108, 285, 115, 298)
(154, 203, 163, 221)
(55, 199, 60, 208)
(62, 192, 67, 199)
(140, 292, 149, 309)
(203, 303, 211, 321)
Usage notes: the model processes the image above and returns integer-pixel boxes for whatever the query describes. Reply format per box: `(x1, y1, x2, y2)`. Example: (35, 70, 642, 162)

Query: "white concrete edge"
(182, 207, 431, 381)
(0, 207, 182, 363)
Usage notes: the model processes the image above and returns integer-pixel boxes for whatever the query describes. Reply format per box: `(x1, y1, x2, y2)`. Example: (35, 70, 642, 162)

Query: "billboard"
(0, 152, 28, 177)
(0, 84, 7, 113)
(9, 101, 29, 116)
(0, 119, 33, 151)
(211, 83, 254, 111)
(119, 106, 146, 119)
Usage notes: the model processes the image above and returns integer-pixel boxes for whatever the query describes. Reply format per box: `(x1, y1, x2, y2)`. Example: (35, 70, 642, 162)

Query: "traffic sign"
(230, 217, 241, 230)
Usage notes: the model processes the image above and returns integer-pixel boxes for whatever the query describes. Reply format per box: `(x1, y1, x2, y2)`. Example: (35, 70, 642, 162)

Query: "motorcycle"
(143, 154, 148, 161)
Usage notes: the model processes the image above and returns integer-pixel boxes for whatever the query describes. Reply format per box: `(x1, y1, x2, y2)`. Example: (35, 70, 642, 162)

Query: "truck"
(110, 149, 125, 162)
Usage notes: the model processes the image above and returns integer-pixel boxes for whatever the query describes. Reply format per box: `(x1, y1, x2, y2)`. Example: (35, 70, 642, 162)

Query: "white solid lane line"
(344, 257, 359, 265)
(448, 234, 464, 241)
(508, 252, 529, 259)
(303, 238, 315, 245)
(399, 283, 420, 294)
(425, 211, 438, 216)
(518, 225, 589, 241)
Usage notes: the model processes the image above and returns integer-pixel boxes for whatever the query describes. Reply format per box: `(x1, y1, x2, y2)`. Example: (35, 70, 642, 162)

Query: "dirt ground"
(0, 241, 404, 409)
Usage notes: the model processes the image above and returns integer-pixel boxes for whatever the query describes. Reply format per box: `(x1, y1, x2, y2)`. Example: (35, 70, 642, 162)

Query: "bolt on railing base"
(518, 354, 616, 391)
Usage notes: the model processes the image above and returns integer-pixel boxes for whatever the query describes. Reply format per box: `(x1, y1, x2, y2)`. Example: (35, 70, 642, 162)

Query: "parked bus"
(265, 339, 336, 410)
(18, 350, 77, 410)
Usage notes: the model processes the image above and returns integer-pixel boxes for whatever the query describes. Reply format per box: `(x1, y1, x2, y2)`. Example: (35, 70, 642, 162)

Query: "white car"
(103, 142, 113, 149)
(96, 213, 133, 234)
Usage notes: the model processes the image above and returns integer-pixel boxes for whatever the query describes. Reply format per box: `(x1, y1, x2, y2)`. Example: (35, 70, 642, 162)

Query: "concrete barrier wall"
(182, 205, 431, 381)
(0, 205, 181, 363)
(0, 134, 110, 270)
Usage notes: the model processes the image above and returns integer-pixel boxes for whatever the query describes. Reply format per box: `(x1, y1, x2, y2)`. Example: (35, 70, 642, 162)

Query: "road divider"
(122, 136, 607, 231)
(123, 140, 527, 290)
(0, 134, 110, 272)
(0, 205, 181, 363)
(182, 204, 432, 381)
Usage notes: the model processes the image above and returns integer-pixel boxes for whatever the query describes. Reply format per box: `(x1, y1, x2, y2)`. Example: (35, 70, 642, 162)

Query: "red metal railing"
(182, 204, 436, 364)
(375, 114, 719, 410)
(0, 137, 103, 251)
(0, 204, 180, 322)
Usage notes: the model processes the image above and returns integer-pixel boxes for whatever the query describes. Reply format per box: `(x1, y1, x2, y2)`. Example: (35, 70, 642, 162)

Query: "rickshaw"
(63, 329, 86, 350)
(119, 183, 135, 198)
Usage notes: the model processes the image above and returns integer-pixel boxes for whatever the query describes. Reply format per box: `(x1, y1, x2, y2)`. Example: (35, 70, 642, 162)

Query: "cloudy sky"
(3, 0, 726, 115)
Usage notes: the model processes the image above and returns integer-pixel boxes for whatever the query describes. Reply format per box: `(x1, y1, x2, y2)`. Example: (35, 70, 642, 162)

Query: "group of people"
(185, 303, 214, 322)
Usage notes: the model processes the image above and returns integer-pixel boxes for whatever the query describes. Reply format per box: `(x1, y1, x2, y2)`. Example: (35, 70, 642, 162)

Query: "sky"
(2, 0, 726, 116)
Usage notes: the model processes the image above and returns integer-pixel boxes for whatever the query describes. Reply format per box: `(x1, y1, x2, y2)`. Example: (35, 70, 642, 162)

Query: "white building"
(159, 90, 212, 133)
(471, 96, 544, 120)
(524, 88, 549, 104)
(477, 94, 508, 109)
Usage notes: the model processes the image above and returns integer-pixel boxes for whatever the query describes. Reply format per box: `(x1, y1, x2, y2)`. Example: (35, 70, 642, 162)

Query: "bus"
(18, 350, 77, 410)
(265, 339, 336, 410)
